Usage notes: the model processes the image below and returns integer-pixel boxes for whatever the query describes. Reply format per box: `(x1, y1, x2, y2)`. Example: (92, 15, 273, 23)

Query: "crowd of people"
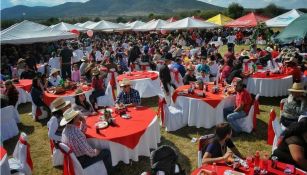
(1, 28, 307, 174)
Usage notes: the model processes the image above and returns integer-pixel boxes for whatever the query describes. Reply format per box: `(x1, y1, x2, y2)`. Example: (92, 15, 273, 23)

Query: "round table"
(117, 71, 163, 98)
(172, 84, 235, 129)
(85, 107, 161, 166)
(14, 79, 32, 92)
(247, 72, 293, 97)
(43, 85, 93, 106)
(191, 161, 306, 175)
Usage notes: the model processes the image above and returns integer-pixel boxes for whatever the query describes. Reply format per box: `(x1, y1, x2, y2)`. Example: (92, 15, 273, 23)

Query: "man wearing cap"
(61, 108, 112, 173)
(115, 78, 140, 106)
(48, 68, 62, 87)
(281, 83, 307, 127)
(223, 79, 252, 133)
(183, 65, 197, 85)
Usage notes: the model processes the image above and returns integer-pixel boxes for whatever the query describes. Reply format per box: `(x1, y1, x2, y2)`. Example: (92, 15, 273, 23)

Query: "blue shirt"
(196, 64, 210, 74)
(173, 63, 186, 77)
(116, 88, 141, 105)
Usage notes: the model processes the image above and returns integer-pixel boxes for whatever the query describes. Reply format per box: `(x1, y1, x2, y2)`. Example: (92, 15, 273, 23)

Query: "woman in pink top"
(220, 59, 232, 80)
(71, 64, 81, 82)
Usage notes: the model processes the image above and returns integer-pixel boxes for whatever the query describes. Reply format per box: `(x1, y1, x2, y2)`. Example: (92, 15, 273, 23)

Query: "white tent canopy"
(49, 22, 87, 32)
(265, 9, 304, 27)
(77, 21, 96, 28)
(133, 19, 169, 31)
(121, 20, 145, 31)
(161, 17, 219, 30)
(87, 20, 125, 31)
(1, 20, 76, 44)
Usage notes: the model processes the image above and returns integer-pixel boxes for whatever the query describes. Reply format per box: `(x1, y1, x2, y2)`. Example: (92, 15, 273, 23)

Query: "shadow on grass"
(258, 96, 285, 107)
(168, 126, 214, 140)
(111, 135, 192, 175)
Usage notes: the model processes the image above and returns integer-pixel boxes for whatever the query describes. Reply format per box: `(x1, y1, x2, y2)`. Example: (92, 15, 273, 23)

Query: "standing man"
(226, 32, 236, 53)
(60, 43, 73, 80)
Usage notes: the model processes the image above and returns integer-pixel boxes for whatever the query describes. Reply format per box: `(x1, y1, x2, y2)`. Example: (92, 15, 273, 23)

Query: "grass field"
(2, 45, 283, 175)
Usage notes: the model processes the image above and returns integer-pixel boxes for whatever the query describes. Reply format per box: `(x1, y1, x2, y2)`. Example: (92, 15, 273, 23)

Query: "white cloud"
(6, 0, 88, 7)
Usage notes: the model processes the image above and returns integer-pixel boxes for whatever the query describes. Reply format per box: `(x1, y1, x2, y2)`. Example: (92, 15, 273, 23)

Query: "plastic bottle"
(254, 151, 260, 168)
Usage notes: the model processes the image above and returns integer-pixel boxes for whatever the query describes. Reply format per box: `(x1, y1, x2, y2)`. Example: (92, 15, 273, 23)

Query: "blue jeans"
(223, 106, 246, 132)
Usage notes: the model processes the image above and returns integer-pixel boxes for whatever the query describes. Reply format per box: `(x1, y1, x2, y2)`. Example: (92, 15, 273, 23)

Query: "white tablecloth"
(16, 87, 32, 106)
(247, 75, 293, 97)
(117, 72, 163, 98)
(87, 116, 161, 166)
(174, 95, 236, 129)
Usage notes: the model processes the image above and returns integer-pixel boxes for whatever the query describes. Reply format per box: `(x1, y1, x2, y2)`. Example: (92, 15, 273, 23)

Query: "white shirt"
(48, 75, 62, 86)
(95, 50, 103, 62)
(267, 60, 280, 73)
(226, 35, 236, 44)
(209, 62, 219, 76)
(72, 49, 84, 64)
(47, 116, 62, 142)
(48, 57, 61, 72)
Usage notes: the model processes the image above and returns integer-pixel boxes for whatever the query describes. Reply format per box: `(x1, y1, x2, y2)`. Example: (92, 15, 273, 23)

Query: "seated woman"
(73, 89, 97, 116)
(202, 122, 244, 164)
(31, 77, 51, 118)
(47, 97, 71, 143)
(48, 68, 62, 87)
(89, 68, 105, 110)
(272, 118, 307, 171)
(4, 80, 19, 107)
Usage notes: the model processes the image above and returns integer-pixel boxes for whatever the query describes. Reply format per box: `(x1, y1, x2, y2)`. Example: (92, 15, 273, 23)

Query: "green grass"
(3, 45, 283, 175)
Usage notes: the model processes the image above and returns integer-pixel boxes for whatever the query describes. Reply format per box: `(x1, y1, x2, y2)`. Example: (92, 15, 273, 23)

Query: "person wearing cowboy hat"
(183, 64, 197, 85)
(17, 58, 26, 77)
(79, 56, 89, 76)
(48, 68, 62, 87)
(281, 83, 307, 128)
(73, 89, 97, 116)
(115, 78, 140, 107)
(47, 97, 71, 143)
(89, 68, 105, 111)
(61, 108, 112, 173)
(283, 56, 302, 83)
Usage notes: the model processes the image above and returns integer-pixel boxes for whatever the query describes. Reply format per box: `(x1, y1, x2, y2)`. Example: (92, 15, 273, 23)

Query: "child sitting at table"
(71, 64, 81, 82)
(202, 122, 244, 165)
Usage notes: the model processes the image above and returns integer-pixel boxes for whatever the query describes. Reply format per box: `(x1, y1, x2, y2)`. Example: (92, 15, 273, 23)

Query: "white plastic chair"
(0, 106, 20, 142)
(30, 95, 48, 121)
(197, 134, 215, 168)
(8, 133, 32, 175)
(97, 82, 115, 107)
(58, 143, 107, 175)
(170, 70, 183, 88)
(272, 116, 282, 153)
(1, 147, 11, 175)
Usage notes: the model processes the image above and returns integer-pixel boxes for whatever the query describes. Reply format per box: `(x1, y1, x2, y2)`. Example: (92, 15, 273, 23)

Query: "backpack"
(150, 145, 186, 175)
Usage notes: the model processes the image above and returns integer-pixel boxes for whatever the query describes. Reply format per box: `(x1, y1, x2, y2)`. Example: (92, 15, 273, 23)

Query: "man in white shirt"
(226, 32, 236, 53)
(72, 47, 84, 66)
(95, 49, 103, 63)
(48, 52, 61, 74)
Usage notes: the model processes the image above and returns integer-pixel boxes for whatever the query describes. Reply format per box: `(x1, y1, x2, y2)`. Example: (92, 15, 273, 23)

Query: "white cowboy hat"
(119, 78, 131, 87)
(265, 47, 273, 52)
(288, 83, 307, 93)
(60, 108, 80, 126)
(240, 50, 250, 57)
(50, 97, 71, 113)
(50, 68, 60, 76)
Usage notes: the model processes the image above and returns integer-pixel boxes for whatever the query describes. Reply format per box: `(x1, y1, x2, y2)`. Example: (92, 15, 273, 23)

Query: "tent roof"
(206, 14, 233, 26)
(167, 17, 178, 23)
(265, 9, 304, 27)
(78, 21, 96, 28)
(275, 14, 307, 43)
(161, 17, 218, 30)
(87, 20, 125, 31)
(1, 21, 76, 45)
(49, 22, 87, 32)
(122, 21, 145, 30)
(225, 12, 269, 28)
(133, 19, 169, 31)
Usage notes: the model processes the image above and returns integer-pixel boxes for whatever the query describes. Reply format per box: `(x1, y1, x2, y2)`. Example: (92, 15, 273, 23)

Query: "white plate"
(121, 114, 131, 119)
(99, 108, 113, 113)
(96, 121, 108, 129)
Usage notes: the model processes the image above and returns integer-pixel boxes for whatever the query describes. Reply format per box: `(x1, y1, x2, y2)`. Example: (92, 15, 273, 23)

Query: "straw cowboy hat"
(60, 108, 80, 126)
(240, 50, 250, 57)
(50, 68, 60, 76)
(81, 56, 87, 62)
(17, 58, 26, 64)
(288, 83, 307, 93)
(75, 89, 85, 96)
(265, 47, 273, 52)
(119, 78, 131, 87)
(91, 68, 100, 76)
(50, 97, 71, 112)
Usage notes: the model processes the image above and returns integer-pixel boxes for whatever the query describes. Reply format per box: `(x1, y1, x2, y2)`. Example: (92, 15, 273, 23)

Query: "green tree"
(116, 17, 126, 23)
(94, 17, 101, 22)
(148, 13, 155, 20)
(228, 3, 244, 19)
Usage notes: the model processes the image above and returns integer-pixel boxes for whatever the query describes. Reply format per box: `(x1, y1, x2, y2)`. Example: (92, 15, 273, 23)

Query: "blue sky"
(1, 0, 307, 9)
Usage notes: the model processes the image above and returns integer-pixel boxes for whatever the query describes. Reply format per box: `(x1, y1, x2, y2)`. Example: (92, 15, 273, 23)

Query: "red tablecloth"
(251, 72, 290, 79)
(85, 106, 156, 149)
(117, 71, 158, 82)
(43, 86, 92, 106)
(191, 161, 306, 175)
(172, 84, 226, 108)
(0, 146, 7, 160)
(14, 79, 32, 92)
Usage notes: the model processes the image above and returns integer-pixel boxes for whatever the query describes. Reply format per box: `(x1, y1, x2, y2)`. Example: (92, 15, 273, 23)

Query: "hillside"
(1, 0, 223, 20)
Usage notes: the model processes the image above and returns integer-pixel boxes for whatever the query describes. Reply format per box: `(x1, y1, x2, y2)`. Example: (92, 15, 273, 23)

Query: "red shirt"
(91, 77, 104, 91)
(285, 67, 301, 83)
(236, 89, 252, 114)
(271, 50, 279, 59)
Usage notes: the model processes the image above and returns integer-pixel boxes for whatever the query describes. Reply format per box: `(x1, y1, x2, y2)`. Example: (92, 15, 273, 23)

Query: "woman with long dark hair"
(272, 118, 307, 171)
(4, 80, 19, 107)
(31, 76, 51, 118)
(73, 89, 96, 116)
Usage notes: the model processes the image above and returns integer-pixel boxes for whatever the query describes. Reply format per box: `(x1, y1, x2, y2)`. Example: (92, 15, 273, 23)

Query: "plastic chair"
(8, 133, 33, 175)
(97, 82, 115, 107)
(0, 106, 20, 142)
(1, 147, 11, 175)
(58, 143, 107, 175)
(197, 134, 215, 168)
